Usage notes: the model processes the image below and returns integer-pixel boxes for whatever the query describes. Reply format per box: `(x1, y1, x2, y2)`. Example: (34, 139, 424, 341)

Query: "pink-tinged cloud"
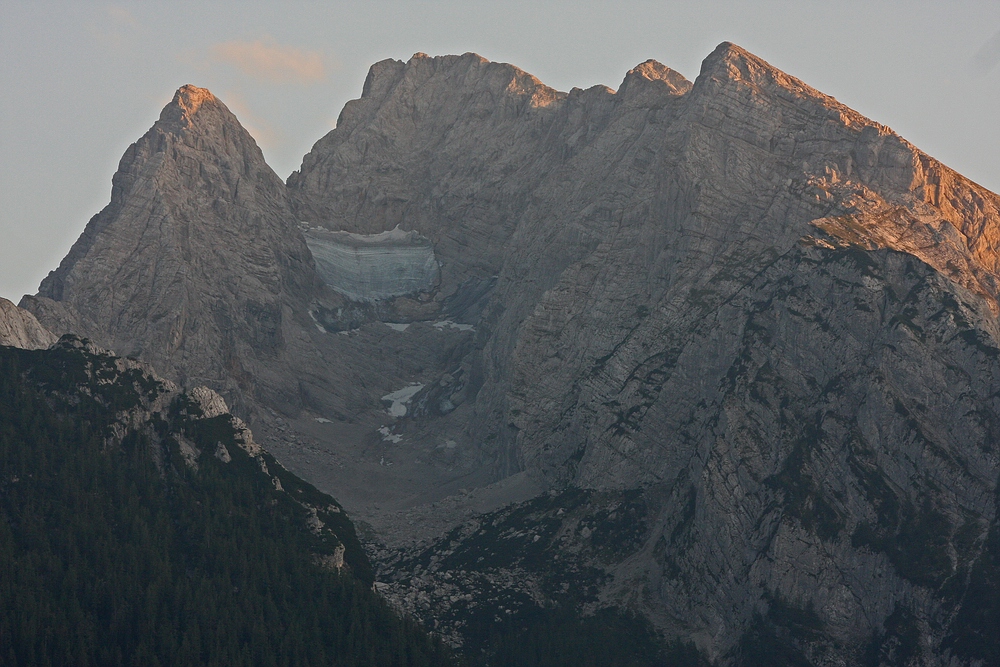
(106, 6, 139, 30)
(210, 37, 326, 84)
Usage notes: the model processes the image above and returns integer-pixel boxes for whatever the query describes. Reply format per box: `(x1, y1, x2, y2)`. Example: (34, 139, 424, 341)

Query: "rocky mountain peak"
(618, 58, 691, 98)
(24, 85, 315, 414)
(175, 82, 214, 104)
(694, 41, 868, 126)
(148, 83, 270, 171)
(289, 51, 570, 233)
(159, 84, 218, 125)
(366, 50, 562, 109)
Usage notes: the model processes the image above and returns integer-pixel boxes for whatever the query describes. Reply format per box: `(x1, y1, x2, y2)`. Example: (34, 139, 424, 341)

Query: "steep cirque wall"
(289, 52, 628, 305)
(291, 44, 1000, 662)
(289, 43, 1000, 481)
(494, 42, 1000, 484)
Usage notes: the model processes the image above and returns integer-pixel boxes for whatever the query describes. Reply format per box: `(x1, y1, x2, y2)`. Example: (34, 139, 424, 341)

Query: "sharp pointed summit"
(157, 84, 222, 129)
(618, 58, 692, 99)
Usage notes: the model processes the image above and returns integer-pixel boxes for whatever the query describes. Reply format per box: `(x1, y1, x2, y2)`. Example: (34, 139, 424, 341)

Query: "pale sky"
(2, 1, 999, 302)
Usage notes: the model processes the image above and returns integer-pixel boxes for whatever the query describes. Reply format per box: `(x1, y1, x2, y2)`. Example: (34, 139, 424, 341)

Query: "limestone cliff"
(0, 297, 55, 349)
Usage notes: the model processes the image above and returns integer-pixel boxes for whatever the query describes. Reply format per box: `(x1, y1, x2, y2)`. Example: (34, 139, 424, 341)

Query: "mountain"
(22, 85, 316, 417)
(22, 43, 1000, 665)
(0, 334, 451, 665)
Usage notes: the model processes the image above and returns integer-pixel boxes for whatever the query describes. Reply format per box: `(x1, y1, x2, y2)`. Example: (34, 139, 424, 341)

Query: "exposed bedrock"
(0, 297, 56, 350)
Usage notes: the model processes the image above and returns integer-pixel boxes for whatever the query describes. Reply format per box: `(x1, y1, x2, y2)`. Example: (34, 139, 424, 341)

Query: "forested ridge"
(0, 338, 453, 666)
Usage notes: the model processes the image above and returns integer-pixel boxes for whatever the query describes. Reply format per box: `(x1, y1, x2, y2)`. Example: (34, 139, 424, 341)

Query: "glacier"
(304, 226, 438, 301)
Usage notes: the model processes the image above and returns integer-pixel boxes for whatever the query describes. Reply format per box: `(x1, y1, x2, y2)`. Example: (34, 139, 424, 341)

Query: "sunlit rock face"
(304, 226, 438, 300)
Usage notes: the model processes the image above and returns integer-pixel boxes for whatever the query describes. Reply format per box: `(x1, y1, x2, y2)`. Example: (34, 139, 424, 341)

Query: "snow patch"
(385, 322, 410, 332)
(314, 417, 332, 424)
(215, 442, 232, 463)
(381, 383, 424, 417)
(308, 310, 328, 333)
(378, 426, 403, 443)
(433, 320, 475, 332)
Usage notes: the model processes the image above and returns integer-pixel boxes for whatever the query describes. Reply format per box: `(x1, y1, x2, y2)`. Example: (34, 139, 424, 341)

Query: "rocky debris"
(0, 297, 56, 349)
(315, 544, 347, 571)
(186, 384, 263, 456)
(214, 441, 232, 463)
(32, 335, 260, 465)
(372, 488, 648, 649)
(187, 385, 230, 418)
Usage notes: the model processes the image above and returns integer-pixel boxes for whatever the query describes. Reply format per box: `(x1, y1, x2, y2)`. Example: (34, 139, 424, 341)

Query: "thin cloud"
(210, 37, 326, 85)
(86, 4, 142, 48)
(106, 5, 139, 31)
(973, 29, 1000, 75)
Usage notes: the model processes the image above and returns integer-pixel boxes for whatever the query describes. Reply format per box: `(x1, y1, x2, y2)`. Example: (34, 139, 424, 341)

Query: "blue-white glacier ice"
(304, 226, 438, 300)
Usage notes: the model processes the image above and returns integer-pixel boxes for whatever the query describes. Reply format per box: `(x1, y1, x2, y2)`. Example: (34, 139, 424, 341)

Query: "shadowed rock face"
(24, 44, 1000, 664)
